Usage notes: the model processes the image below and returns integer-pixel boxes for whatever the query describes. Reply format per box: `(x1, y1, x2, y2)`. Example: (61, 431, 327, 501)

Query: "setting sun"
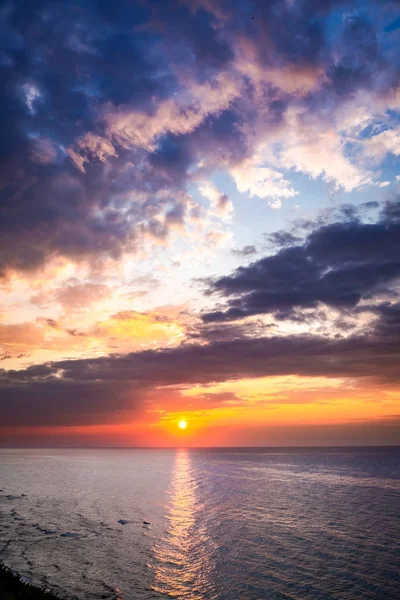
(178, 420, 188, 430)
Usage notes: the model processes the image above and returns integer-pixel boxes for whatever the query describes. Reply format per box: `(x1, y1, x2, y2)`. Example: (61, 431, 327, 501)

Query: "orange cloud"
(95, 310, 185, 347)
(0, 305, 188, 369)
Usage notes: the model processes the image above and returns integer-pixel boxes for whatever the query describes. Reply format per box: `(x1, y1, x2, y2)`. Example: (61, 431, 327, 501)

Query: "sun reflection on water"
(151, 450, 216, 599)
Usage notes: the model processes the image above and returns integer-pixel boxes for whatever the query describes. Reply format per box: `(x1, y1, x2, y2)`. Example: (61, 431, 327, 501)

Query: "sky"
(1, 0, 400, 447)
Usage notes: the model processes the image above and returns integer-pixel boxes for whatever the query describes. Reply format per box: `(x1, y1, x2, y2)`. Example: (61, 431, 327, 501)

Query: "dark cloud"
(207, 417, 400, 447)
(371, 301, 400, 338)
(149, 134, 194, 182)
(385, 15, 400, 32)
(188, 319, 275, 343)
(266, 231, 302, 248)
(232, 245, 257, 257)
(46, 319, 59, 329)
(0, 378, 132, 427)
(1, 315, 400, 427)
(1, 0, 400, 276)
(152, 2, 234, 77)
(66, 329, 87, 337)
(329, 14, 385, 96)
(203, 199, 400, 322)
(186, 107, 249, 168)
(0, 0, 219, 275)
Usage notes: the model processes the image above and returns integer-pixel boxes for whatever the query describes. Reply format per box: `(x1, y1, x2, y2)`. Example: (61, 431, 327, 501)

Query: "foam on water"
(0, 447, 399, 600)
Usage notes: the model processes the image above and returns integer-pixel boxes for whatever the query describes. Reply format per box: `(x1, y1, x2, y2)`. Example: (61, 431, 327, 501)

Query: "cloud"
(266, 231, 302, 248)
(203, 199, 400, 322)
(0, 2, 240, 277)
(68, 134, 117, 173)
(231, 157, 298, 202)
(232, 245, 257, 257)
(1, 0, 400, 279)
(1, 318, 400, 428)
(1, 0, 400, 439)
(29, 137, 59, 165)
(205, 230, 231, 248)
(0, 302, 187, 366)
(235, 38, 327, 97)
(361, 127, 400, 163)
(198, 181, 233, 219)
(278, 109, 372, 192)
(94, 310, 185, 347)
(0, 322, 45, 349)
(54, 283, 112, 310)
(94, 72, 241, 154)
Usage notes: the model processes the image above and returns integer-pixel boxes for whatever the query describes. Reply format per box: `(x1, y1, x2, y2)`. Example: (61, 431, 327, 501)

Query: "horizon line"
(1, 445, 399, 450)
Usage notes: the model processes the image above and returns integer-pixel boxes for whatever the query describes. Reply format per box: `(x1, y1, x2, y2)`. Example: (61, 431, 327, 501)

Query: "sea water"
(0, 447, 399, 600)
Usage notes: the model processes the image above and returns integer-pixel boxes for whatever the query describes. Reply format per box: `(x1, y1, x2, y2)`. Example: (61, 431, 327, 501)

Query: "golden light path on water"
(151, 450, 217, 599)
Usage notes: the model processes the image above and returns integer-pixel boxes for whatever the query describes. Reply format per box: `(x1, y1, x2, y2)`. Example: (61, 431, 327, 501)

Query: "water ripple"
(151, 450, 218, 599)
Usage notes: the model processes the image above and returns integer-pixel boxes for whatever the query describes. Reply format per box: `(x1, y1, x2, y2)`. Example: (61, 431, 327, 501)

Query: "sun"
(178, 419, 188, 430)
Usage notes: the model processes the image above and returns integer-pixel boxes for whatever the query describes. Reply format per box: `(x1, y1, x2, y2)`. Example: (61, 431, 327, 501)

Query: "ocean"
(0, 447, 399, 600)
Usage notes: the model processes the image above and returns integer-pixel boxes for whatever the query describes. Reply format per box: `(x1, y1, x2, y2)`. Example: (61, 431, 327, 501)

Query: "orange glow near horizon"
(2, 374, 399, 447)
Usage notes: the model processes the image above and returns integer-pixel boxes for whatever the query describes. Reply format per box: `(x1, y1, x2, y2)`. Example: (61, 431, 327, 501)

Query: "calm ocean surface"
(0, 448, 399, 600)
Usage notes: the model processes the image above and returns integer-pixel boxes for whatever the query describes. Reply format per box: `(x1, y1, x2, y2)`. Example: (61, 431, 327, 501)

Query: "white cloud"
(279, 107, 372, 192)
(22, 82, 41, 114)
(198, 181, 233, 220)
(361, 127, 400, 163)
(269, 199, 282, 209)
(231, 157, 297, 201)
(205, 229, 231, 247)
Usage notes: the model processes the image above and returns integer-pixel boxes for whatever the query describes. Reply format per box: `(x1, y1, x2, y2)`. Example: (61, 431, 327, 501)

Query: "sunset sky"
(1, 0, 400, 446)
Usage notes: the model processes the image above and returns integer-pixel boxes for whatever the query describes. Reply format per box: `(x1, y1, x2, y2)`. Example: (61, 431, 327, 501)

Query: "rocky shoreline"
(0, 562, 62, 600)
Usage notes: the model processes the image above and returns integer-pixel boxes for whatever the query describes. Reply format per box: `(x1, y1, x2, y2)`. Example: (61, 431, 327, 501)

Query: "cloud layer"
(203, 199, 400, 322)
(1, 0, 400, 443)
(1, 0, 400, 275)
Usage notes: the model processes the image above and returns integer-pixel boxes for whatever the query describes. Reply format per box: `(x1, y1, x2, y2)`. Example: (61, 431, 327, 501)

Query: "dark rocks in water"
(36, 525, 57, 534)
(0, 563, 61, 599)
(142, 520, 151, 525)
(117, 519, 127, 525)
